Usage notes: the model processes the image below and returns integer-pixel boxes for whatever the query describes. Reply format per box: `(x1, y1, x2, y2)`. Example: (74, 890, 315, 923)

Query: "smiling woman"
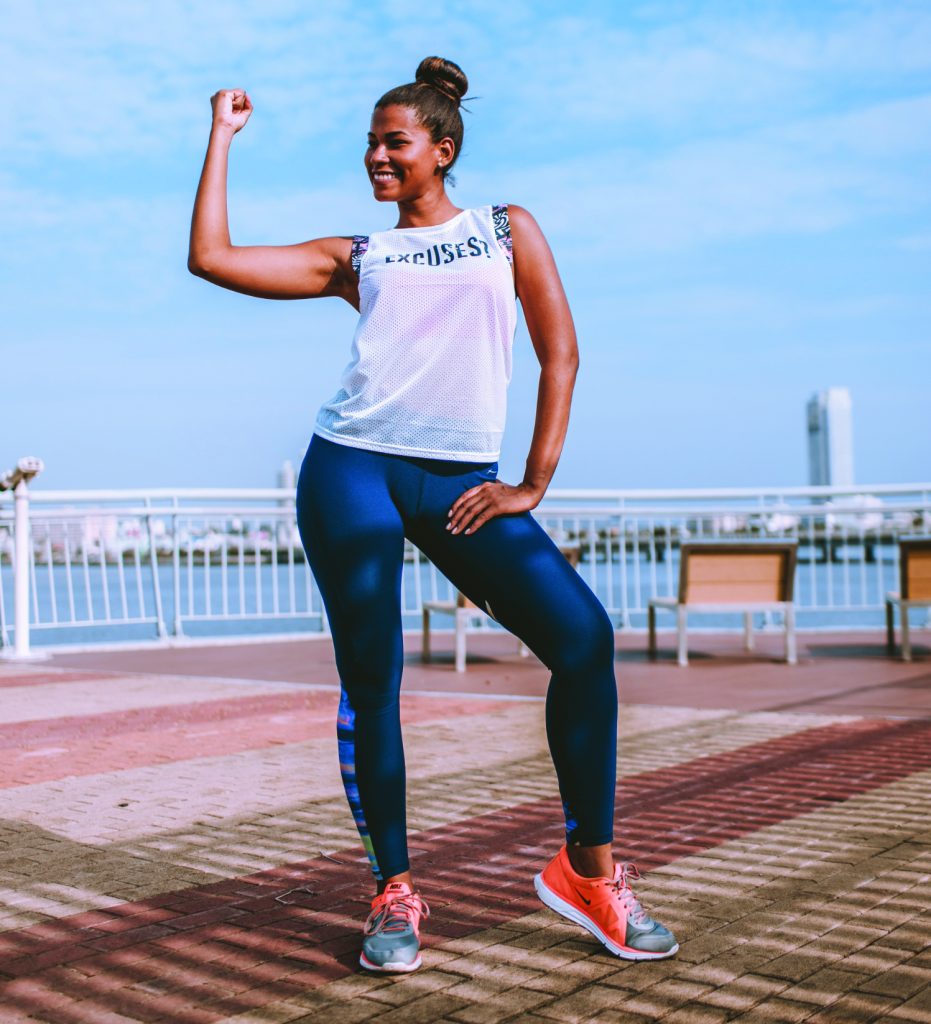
(368, 56, 467, 188)
(187, 55, 678, 975)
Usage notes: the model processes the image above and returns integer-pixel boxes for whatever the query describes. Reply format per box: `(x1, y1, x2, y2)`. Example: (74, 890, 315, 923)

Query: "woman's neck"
(394, 191, 462, 229)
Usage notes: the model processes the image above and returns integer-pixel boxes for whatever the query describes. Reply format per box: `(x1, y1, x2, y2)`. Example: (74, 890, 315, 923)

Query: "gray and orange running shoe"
(534, 845, 678, 960)
(359, 881, 430, 973)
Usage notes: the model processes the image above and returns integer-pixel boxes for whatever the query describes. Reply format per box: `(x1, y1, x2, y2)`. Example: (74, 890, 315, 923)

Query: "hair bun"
(415, 56, 468, 106)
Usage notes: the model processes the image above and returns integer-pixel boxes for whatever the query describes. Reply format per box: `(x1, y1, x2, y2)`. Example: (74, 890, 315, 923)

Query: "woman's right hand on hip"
(210, 89, 253, 135)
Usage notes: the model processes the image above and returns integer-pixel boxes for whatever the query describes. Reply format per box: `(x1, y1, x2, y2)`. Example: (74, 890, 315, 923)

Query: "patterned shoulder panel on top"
(350, 235, 370, 277)
(491, 204, 513, 265)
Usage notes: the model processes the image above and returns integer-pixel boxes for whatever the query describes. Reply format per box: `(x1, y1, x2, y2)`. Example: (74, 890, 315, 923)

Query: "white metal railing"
(2, 478, 930, 655)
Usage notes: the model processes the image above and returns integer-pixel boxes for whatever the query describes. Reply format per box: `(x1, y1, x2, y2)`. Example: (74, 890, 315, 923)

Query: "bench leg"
(677, 605, 688, 667)
(455, 609, 467, 673)
(422, 608, 431, 663)
(902, 604, 912, 663)
(743, 611, 754, 652)
(648, 603, 657, 659)
(785, 604, 797, 665)
(885, 599, 896, 655)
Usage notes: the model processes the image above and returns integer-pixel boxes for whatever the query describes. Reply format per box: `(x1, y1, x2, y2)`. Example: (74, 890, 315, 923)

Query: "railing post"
(1, 457, 49, 662)
(144, 500, 168, 640)
(171, 502, 184, 637)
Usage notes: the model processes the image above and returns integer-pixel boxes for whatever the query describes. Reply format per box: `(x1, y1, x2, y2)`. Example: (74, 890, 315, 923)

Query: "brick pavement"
(0, 638, 929, 1023)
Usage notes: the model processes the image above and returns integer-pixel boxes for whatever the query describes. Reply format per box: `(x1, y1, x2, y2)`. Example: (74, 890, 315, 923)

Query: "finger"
(450, 496, 497, 534)
(446, 485, 487, 523)
(461, 508, 496, 535)
(448, 483, 486, 513)
(446, 489, 489, 531)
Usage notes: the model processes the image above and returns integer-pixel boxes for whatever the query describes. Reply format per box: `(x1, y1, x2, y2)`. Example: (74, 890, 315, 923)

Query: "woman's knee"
(338, 670, 401, 713)
(546, 600, 616, 677)
(331, 625, 403, 711)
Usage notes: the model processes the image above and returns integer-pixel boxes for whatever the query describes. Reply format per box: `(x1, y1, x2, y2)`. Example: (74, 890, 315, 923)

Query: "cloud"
(2, 1, 529, 164)
(7, 0, 931, 169)
(464, 94, 931, 258)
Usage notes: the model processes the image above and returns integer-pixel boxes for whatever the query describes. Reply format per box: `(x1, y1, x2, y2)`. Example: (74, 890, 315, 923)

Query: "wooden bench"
(422, 543, 582, 673)
(885, 536, 931, 661)
(648, 540, 798, 667)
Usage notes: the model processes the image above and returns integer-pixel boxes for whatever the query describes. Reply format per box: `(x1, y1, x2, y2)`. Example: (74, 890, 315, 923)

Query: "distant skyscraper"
(807, 387, 854, 486)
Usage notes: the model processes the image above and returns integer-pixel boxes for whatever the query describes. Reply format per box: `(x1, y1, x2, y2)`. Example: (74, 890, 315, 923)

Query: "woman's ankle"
(566, 842, 613, 879)
(376, 870, 414, 895)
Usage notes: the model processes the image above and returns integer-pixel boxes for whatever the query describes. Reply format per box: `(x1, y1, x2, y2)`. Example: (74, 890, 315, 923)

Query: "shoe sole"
(359, 951, 422, 973)
(533, 872, 679, 961)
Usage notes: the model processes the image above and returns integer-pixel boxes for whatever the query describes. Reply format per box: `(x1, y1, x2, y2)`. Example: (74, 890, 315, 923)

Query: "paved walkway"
(0, 631, 928, 1022)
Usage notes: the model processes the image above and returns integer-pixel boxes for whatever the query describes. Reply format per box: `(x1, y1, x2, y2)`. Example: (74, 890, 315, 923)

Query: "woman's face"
(365, 104, 453, 202)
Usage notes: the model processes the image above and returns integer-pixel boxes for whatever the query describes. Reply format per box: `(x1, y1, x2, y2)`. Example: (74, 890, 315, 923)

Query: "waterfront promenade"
(0, 630, 929, 1022)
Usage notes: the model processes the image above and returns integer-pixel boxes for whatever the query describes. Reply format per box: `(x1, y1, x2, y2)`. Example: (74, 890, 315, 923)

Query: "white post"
(277, 459, 295, 549)
(12, 479, 31, 658)
(785, 603, 797, 665)
(677, 605, 689, 667)
(1, 457, 49, 663)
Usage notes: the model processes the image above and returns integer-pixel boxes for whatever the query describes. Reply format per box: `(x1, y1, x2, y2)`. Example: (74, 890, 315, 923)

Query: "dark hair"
(375, 57, 469, 183)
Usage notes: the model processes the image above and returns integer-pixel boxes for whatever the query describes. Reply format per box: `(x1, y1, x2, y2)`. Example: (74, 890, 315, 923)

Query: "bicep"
(509, 206, 578, 365)
(189, 236, 355, 302)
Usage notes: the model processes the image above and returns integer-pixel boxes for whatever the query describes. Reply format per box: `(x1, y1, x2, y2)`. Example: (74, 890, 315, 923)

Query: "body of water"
(3, 543, 922, 649)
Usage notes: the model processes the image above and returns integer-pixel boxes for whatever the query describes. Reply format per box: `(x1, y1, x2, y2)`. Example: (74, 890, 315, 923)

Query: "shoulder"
(493, 205, 545, 242)
(492, 205, 551, 264)
(499, 204, 532, 226)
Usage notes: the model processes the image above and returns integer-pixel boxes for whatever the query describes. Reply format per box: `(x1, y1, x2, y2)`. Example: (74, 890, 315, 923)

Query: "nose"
(368, 141, 389, 165)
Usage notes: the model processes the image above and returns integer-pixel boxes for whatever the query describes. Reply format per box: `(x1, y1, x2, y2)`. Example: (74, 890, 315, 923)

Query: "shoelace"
(606, 862, 651, 927)
(364, 892, 431, 936)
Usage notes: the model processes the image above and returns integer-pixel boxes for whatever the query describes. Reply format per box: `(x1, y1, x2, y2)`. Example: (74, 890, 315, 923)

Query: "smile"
(372, 171, 399, 182)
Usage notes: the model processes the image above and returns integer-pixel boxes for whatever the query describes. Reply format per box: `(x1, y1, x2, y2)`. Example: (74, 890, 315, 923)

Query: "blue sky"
(3, 0, 929, 490)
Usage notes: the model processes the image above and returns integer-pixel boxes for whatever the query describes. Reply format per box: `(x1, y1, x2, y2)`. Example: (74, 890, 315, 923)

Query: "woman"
(188, 57, 677, 974)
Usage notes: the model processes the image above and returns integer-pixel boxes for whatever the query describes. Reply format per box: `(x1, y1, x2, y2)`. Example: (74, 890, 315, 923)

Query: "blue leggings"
(295, 432, 618, 880)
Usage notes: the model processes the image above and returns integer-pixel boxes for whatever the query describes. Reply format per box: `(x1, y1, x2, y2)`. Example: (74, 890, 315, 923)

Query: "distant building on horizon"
(807, 387, 854, 487)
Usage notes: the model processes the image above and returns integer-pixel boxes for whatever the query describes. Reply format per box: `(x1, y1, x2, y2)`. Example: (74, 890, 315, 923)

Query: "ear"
(434, 136, 456, 170)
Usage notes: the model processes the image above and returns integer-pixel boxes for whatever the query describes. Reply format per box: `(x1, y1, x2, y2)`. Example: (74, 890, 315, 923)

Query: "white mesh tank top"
(313, 204, 517, 460)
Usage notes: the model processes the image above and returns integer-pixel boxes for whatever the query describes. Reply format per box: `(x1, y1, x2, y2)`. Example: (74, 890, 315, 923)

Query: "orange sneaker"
(534, 845, 678, 960)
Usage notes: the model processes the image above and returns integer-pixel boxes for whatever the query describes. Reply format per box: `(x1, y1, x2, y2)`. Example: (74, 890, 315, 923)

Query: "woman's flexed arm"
(188, 89, 355, 304)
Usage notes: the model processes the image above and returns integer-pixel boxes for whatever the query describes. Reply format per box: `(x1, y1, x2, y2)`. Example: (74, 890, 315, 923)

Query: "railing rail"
(2, 480, 930, 654)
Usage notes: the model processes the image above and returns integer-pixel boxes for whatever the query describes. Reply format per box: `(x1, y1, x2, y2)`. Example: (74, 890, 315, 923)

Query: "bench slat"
(907, 551, 931, 599)
(687, 582, 788, 604)
(685, 552, 788, 603)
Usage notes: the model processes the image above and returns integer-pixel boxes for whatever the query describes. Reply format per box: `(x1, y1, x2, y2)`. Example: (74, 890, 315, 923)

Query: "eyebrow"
(367, 130, 411, 139)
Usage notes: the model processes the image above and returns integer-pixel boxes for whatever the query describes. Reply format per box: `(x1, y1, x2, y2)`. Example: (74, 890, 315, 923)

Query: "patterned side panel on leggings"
(337, 687, 382, 879)
(562, 800, 580, 844)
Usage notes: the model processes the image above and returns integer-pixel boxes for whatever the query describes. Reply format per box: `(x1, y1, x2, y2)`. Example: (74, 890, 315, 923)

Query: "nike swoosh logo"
(574, 888, 592, 906)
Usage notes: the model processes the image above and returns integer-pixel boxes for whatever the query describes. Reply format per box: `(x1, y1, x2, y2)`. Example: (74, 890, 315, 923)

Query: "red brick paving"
(2, 716, 930, 1021)
(0, 689, 506, 788)
(0, 669, 125, 689)
(49, 628, 931, 718)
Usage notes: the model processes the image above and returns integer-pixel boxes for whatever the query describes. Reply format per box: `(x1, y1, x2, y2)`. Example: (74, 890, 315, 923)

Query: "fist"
(210, 89, 253, 134)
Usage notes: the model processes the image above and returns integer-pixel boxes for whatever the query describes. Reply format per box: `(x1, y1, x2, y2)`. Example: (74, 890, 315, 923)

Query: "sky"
(3, 0, 930, 491)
